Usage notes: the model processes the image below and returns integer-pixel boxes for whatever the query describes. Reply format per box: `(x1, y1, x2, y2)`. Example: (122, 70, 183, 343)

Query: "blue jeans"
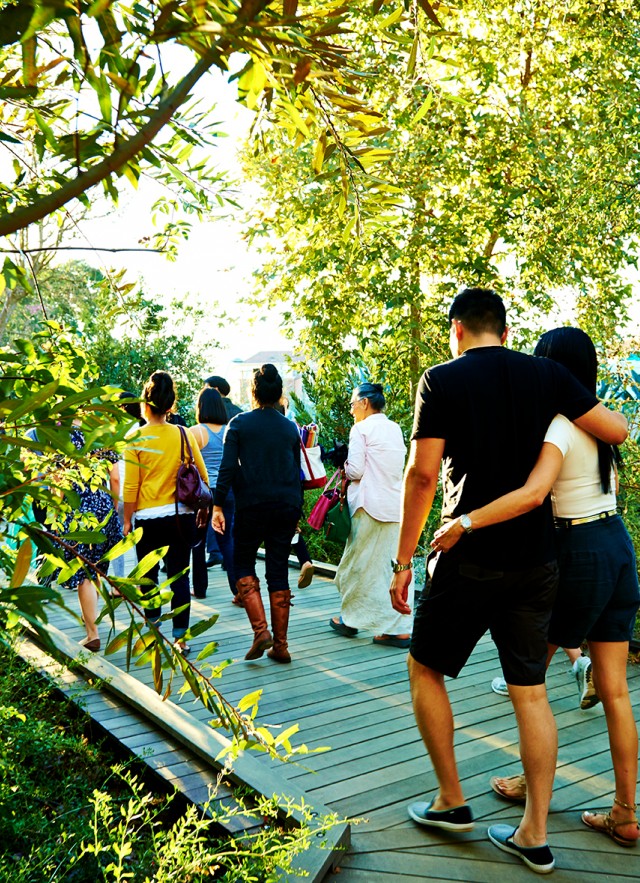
(191, 499, 235, 597)
(233, 503, 300, 593)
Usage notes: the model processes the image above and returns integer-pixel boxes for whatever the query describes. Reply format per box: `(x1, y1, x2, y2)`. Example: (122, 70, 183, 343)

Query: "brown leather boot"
(267, 590, 293, 664)
(237, 576, 273, 660)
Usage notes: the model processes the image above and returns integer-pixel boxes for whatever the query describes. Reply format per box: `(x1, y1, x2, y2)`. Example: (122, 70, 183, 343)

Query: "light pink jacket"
(345, 413, 406, 522)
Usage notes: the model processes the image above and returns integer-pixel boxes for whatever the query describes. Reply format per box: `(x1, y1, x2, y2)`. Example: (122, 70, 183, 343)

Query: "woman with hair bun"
(330, 382, 414, 648)
(123, 371, 209, 653)
(212, 364, 302, 663)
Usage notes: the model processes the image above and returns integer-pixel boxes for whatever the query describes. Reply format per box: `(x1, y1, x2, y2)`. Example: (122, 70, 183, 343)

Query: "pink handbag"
(307, 471, 341, 530)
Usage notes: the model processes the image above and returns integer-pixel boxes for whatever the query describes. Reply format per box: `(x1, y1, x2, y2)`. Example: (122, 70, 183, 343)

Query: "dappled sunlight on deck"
(37, 559, 639, 882)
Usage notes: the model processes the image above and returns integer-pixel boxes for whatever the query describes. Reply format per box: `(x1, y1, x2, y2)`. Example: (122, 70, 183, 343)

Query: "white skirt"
(334, 509, 414, 634)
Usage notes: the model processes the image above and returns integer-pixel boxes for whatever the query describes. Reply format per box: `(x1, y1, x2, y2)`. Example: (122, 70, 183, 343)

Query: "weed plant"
(0, 641, 337, 882)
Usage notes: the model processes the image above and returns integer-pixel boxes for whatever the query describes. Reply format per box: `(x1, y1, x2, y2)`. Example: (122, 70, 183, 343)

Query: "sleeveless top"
(200, 424, 225, 486)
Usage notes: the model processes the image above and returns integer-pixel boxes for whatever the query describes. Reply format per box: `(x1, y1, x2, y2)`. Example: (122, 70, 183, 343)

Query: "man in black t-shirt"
(389, 288, 628, 871)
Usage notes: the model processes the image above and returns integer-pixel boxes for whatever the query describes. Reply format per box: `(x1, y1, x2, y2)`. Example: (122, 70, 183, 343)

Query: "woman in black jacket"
(212, 364, 302, 663)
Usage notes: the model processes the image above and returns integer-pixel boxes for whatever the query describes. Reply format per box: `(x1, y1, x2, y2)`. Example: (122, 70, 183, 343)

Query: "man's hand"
(211, 505, 225, 534)
(431, 518, 465, 553)
(390, 569, 413, 615)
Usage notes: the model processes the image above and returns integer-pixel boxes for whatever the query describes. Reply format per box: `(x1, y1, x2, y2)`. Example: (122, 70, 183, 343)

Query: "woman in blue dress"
(55, 429, 122, 651)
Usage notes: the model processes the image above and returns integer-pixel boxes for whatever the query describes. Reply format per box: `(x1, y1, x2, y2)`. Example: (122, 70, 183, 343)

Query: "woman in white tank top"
(432, 327, 639, 848)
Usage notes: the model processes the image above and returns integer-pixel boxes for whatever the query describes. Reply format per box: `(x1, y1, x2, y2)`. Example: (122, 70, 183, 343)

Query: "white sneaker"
(491, 676, 510, 697)
(573, 656, 600, 710)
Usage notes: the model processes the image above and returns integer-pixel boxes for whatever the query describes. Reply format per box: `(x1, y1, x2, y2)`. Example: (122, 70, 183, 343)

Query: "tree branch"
(483, 230, 499, 258)
(0, 246, 164, 254)
(0, 0, 271, 239)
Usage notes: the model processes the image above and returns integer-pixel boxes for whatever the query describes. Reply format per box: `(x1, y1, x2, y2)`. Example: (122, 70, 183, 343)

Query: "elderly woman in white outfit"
(330, 382, 414, 648)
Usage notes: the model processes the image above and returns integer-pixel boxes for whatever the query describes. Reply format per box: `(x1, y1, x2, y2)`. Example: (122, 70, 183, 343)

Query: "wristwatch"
(391, 559, 413, 573)
(459, 514, 473, 534)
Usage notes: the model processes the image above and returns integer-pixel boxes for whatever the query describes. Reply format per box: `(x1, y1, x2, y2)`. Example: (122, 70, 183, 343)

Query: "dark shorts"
(410, 552, 558, 686)
(548, 515, 640, 646)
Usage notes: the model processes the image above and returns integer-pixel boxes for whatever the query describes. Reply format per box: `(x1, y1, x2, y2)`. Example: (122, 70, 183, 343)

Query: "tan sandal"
(582, 798, 639, 848)
(489, 773, 526, 803)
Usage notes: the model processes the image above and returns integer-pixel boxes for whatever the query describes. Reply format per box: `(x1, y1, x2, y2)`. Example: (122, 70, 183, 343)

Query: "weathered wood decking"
(26, 559, 640, 882)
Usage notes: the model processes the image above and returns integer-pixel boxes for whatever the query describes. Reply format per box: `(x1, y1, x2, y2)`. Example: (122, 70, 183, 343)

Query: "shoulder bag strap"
(178, 424, 195, 464)
(300, 440, 315, 479)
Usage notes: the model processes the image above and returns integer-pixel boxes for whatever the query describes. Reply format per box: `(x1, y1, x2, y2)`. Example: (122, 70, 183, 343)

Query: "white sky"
(68, 66, 290, 375)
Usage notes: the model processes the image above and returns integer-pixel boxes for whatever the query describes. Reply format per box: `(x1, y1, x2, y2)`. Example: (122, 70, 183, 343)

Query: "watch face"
(460, 515, 472, 533)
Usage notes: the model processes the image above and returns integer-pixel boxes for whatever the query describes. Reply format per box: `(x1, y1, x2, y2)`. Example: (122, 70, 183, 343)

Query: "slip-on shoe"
(408, 798, 474, 832)
(488, 825, 555, 874)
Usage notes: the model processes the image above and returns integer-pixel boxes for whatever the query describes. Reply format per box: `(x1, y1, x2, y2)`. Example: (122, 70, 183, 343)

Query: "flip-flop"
(490, 774, 527, 803)
(373, 635, 411, 648)
(329, 617, 358, 637)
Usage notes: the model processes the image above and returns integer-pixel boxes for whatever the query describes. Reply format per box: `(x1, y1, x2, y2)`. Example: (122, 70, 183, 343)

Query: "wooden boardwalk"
(33, 559, 640, 882)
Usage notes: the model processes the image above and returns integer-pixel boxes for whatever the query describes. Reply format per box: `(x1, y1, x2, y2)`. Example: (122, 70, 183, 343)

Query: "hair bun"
(143, 370, 176, 415)
(261, 363, 278, 380)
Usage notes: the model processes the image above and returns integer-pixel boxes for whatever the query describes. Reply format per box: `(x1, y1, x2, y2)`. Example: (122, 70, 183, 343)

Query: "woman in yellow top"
(123, 371, 208, 653)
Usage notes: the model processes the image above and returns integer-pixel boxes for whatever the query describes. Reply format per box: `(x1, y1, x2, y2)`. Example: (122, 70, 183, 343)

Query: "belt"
(554, 508, 617, 529)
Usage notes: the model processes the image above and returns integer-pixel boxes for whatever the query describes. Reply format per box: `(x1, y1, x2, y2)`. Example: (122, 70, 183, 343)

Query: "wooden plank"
(31, 562, 640, 883)
(20, 623, 350, 883)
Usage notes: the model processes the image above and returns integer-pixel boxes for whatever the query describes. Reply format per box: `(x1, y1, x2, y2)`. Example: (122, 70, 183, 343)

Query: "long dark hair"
(196, 387, 228, 425)
(534, 327, 617, 494)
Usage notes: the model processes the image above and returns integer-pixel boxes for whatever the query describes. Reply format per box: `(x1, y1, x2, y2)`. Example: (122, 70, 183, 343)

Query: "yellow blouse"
(123, 423, 209, 512)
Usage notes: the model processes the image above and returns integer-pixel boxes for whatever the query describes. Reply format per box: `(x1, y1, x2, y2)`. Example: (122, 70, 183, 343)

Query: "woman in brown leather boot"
(212, 364, 302, 662)
(236, 574, 273, 659)
(267, 589, 293, 663)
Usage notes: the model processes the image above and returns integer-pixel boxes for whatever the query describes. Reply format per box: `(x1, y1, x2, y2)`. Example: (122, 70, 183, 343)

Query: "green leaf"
(128, 547, 168, 580)
(105, 629, 134, 655)
(195, 641, 218, 661)
(95, 75, 112, 124)
(10, 539, 33, 588)
(184, 613, 219, 639)
(283, 101, 310, 138)
(152, 645, 163, 693)
(33, 109, 55, 147)
(63, 530, 106, 543)
(411, 91, 434, 124)
(0, 131, 21, 144)
(56, 558, 83, 584)
(1, 380, 59, 421)
(379, 7, 404, 28)
(237, 690, 262, 713)
(99, 528, 142, 563)
(416, 0, 444, 28)
(407, 35, 419, 78)
(274, 723, 299, 747)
